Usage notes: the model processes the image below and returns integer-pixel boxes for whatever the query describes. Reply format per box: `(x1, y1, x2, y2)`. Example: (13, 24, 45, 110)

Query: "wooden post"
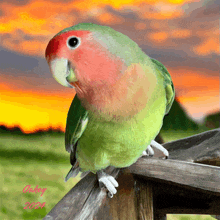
(96, 170, 137, 219)
(134, 177, 154, 220)
(96, 170, 154, 219)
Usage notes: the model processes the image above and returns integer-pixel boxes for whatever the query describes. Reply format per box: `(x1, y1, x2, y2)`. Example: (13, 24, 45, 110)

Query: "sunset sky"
(0, 0, 219, 133)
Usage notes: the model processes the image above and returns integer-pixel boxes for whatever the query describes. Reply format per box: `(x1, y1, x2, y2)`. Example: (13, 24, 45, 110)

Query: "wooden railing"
(43, 128, 220, 220)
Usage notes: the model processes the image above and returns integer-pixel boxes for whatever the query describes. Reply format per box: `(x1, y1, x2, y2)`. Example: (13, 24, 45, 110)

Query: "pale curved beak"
(49, 58, 77, 88)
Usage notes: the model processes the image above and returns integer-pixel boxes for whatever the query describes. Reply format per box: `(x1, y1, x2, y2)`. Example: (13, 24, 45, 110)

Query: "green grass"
(0, 133, 80, 220)
(0, 129, 216, 220)
(168, 215, 215, 220)
(160, 126, 212, 142)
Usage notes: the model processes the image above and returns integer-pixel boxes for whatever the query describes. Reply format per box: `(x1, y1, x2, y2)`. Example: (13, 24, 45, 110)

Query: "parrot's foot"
(143, 140, 169, 159)
(143, 145, 154, 157)
(97, 170, 119, 198)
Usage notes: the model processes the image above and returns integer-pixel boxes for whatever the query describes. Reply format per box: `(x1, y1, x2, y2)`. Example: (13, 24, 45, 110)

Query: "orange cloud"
(72, 0, 192, 10)
(97, 12, 125, 25)
(178, 95, 219, 120)
(168, 67, 219, 119)
(141, 10, 183, 20)
(171, 29, 191, 38)
(0, 83, 75, 133)
(170, 67, 219, 91)
(0, 0, 192, 34)
(148, 31, 169, 43)
(135, 22, 147, 30)
(0, 0, 194, 56)
(193, 38, 220, 56)
(0, 0, 76, 56)
(169, 68, 219, 112)
(3, 38, 47, 57)
(147, 28, 192, 43)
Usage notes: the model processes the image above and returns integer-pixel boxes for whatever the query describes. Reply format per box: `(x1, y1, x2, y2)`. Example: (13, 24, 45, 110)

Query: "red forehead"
(45, 30, 90, 60)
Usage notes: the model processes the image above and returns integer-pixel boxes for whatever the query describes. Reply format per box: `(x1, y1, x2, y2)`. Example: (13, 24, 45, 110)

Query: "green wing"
(65, 94, 88, 154)
(151, 58, 175, 114)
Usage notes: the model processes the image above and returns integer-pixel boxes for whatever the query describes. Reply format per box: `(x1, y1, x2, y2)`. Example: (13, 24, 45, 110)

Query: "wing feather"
(151, 58, 175, 114)
(65, 94, 88, 155)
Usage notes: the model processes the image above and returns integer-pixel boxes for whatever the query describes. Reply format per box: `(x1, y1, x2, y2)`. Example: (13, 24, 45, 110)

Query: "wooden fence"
(43, 128, 220, 220)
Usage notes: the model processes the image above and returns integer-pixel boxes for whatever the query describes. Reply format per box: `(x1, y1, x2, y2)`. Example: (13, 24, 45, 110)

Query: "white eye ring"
(66, 36, 81, 49)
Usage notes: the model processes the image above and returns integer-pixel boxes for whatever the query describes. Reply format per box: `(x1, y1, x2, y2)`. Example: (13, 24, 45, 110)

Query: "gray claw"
(142, 140, 169, 159)
(150, 140, 169, 158)
(143, 145, 154, 157)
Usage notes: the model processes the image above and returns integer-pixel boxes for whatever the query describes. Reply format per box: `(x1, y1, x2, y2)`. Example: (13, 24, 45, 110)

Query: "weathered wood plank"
(134, 180, 154, 220)
(164, 129, 220, 152)
(164, 128, 220, 165)
(96, 170, 154, 220)
(43, 167, 120, 220)
(128, 158, 220, 194)
(43, 173, 97, 220)
(95, 171, 138, 220)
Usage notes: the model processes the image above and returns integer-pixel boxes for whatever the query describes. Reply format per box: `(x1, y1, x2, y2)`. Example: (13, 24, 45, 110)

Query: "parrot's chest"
(77, 63, 157, 122)
(75, 63, 166, 172)
(76, 91, 166, 173)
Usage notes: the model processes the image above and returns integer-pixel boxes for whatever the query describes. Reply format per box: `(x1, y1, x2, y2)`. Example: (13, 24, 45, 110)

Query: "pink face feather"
(46, 30, 125, 91)
(46, 30, 156, 121)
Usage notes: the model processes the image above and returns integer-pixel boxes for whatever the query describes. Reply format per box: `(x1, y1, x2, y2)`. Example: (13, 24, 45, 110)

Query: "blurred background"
(0, 0, 219, 219)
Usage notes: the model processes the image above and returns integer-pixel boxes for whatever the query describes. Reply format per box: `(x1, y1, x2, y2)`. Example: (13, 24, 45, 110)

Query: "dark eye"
(67, 37, 80, 49)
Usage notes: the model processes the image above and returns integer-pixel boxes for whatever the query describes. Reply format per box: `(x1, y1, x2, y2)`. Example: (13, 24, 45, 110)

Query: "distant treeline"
(0, 125, 63, 135)
(0, 99, 219, 135)
(204, 112, 220, 128)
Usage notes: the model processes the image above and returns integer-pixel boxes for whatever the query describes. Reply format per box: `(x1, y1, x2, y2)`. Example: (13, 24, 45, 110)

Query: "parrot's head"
(45, 23, 136, 96)
(45, 23, 156, 119)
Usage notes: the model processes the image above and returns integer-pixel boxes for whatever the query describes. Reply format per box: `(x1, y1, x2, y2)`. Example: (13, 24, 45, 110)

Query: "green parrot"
(45, 23, 175, 197)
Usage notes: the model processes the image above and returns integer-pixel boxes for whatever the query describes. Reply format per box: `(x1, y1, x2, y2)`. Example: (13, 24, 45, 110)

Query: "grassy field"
(0, 128, 216, 220)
